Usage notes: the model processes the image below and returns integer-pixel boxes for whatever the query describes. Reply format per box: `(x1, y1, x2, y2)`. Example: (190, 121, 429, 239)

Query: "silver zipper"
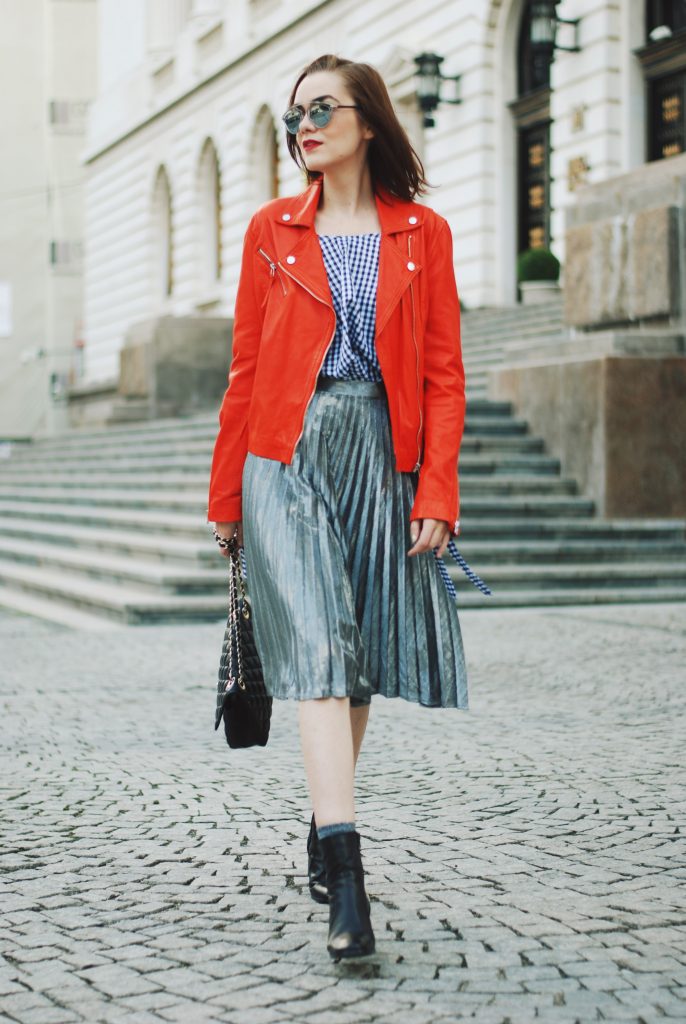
(277, 260, 336, 459)
(257, 247, 287, 295)
(408, 234, 422, 471)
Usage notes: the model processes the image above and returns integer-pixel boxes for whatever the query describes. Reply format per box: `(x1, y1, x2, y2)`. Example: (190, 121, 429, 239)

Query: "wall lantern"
(531, 1, 581, 54)
(413, 52, 462, 129)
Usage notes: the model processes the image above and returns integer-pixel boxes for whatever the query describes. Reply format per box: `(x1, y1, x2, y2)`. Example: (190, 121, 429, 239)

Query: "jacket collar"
(267, 175, 423, 338)
(270, 175, 423, 234)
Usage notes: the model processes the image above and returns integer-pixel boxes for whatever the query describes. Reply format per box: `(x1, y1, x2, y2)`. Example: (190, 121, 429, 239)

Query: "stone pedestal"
(490, 155, 686, 520)
(490, 355, 686, 518)
(117, 315, 232, 418)
(563, 152, 686, 334)
(66, 315, 233, 428)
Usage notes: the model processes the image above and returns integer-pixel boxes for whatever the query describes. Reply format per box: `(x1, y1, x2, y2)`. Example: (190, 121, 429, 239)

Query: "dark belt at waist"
(315, 376, 386, 397)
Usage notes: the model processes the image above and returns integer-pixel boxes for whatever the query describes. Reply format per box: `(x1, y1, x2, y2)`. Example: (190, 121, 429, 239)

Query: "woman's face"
(292, 71, 374, 174)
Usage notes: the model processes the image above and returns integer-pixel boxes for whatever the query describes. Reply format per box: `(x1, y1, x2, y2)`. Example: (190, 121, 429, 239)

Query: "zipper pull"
(258, 248, 277, 276)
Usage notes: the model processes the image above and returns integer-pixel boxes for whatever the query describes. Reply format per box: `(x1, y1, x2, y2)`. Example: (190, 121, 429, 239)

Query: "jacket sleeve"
(207, 214, 264, 523)
(409, 216, 466, 537)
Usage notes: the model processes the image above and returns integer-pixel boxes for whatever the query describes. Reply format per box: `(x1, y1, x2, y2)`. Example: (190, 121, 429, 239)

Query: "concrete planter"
(519, 280, 561, 305)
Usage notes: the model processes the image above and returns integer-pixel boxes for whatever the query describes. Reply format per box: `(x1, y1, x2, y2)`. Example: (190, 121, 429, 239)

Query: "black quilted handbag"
(213, 533, 272, 748)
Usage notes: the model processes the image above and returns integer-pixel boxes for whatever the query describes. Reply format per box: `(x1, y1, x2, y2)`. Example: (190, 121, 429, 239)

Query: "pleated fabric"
(241, 377, 468, 710)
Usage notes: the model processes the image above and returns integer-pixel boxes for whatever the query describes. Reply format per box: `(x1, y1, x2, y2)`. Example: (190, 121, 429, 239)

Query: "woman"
(207, 53, 469, 961)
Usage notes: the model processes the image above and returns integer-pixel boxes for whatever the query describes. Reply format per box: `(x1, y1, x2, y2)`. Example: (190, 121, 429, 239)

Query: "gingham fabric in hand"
(438, 539, 492, 598)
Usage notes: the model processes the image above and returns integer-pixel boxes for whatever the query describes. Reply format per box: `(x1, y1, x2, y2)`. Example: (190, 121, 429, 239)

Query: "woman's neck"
(315, 171, 380, 234)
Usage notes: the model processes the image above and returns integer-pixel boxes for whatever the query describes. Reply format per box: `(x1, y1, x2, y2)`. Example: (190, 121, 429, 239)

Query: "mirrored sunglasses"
(281, 100, 361, 135)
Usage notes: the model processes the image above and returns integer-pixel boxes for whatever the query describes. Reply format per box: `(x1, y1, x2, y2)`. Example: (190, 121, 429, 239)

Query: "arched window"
(197, 138, 222, 287)
(253, 106, 279, 205)
(151, 166, 173, 300)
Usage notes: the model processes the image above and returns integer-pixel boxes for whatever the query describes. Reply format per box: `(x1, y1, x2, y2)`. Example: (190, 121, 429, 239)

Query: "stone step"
(0, 584, 125, 630)
(0, 500, 204, 537)
(463, 350, 508, 366)
(3, 434, 548, 468)
(0, 556, 683, 626)
(8, 415, 529, 462)
(0, 501, 678, 541)
(2, 535, 685, 595)
(447, 559, 686, 591)
(468, 416, 530, 434)
(3, 517, 683, 567)
(463, 399, 512, 416)
(463, 321, 566, 347)
(0, 518, 216, 565)
(19, 397, 513, 454)
(0, 487, 595, 517)
(0, 452, 563, 478)
(0, 473, 577, 496)
(0, 561, 221, 625)
(0, 537, 219, 594)
(462, 300, 564, 329)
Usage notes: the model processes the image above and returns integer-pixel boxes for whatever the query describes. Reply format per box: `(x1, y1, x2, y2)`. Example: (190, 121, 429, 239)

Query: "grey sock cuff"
(316, 821, 356, 840)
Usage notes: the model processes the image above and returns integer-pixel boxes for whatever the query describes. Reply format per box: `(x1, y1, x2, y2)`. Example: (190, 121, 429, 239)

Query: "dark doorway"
(509, 1, 554, 253)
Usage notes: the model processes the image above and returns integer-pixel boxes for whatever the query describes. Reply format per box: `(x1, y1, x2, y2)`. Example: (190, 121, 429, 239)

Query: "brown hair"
(284, 54, 433, 202)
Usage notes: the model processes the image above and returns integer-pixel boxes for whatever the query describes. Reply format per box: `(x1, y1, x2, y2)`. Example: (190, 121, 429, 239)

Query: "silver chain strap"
(220, 532, 247, 693)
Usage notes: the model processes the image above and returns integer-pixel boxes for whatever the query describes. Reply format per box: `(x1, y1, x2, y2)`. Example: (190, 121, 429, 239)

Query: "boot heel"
(307, 813, 329, 904)
(319, 830, 375, 960)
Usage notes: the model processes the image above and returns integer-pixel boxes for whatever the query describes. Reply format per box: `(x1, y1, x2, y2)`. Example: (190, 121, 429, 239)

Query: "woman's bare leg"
(350, 704, 370, 768)
(298, 697, 355, 828)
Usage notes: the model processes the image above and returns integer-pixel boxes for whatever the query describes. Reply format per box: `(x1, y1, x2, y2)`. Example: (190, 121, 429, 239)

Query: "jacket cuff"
(207, 497, 242, 524)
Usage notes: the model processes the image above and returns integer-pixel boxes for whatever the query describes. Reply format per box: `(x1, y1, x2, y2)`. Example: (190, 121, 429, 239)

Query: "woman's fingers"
(407, 518, 449, 557)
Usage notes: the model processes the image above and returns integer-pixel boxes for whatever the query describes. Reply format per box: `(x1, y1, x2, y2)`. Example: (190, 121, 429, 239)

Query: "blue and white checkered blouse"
(318, 233, 383, 381)
(312, 231, 490, 601)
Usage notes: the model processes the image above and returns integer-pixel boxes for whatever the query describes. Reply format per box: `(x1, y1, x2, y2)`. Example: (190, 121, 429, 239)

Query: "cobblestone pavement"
(1, 602, 685, 1024)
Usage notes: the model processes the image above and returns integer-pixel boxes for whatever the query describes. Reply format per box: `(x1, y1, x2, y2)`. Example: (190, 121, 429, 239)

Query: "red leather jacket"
(207, 175, 465, 533)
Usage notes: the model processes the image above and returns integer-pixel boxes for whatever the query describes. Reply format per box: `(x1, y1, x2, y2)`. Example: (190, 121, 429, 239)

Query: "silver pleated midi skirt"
(241, 377, 468, 709)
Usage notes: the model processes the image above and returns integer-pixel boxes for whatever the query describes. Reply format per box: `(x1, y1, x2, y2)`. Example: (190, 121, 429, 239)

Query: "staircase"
(0, 393, 684, 625)
(461, 297, 567, 397)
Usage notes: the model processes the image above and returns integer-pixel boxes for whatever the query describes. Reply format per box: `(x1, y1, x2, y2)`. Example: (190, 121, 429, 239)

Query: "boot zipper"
(257, 247, 287, 295)
(408, 234, 422, 471)
(277, 260, 337, 459)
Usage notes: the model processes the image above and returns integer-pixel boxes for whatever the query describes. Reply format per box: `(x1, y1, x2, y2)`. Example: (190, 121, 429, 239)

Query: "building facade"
(0, 0, 97, 438)
(78, 0, 685, 387)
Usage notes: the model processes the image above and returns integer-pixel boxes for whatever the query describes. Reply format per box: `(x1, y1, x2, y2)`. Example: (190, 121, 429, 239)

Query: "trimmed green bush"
(516, 247, 560, 283)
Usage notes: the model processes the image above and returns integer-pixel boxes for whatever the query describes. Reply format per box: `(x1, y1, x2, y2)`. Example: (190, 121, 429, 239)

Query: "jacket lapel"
(269, 176, 424, 335)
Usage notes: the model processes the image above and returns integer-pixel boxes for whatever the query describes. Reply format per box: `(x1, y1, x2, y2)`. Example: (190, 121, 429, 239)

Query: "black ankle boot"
(307, 813, 329, 904)
(319, 830, 375, 960)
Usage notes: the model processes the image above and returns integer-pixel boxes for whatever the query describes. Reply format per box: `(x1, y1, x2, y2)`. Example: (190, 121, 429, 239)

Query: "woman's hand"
(213, 521, 243, 557)
(408, 518, 450, 558)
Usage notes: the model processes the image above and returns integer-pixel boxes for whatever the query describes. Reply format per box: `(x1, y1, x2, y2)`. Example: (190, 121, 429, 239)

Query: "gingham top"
(318, 233, 383, 381)
(313, 232, 491, 601)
